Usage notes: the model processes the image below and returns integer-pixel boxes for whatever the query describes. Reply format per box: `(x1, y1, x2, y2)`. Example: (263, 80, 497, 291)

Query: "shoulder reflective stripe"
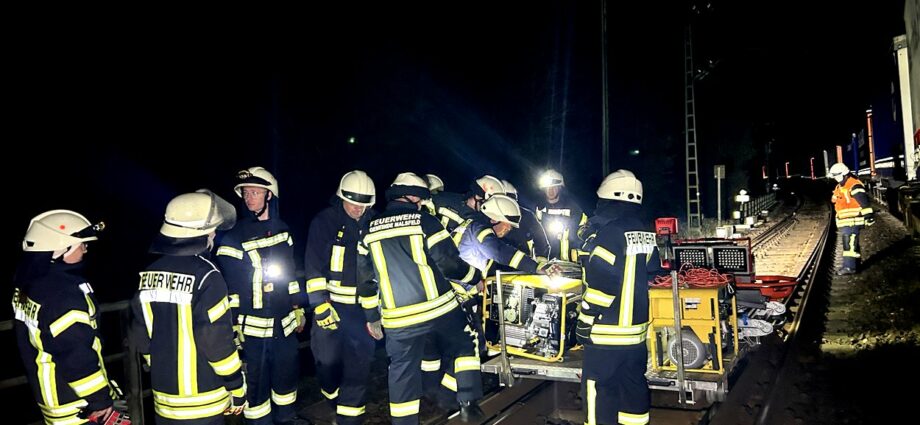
(306, 277, 327, 293)
(441, 374, 458, 391)
(208, 351, 242, 376)
(49, 310, 92, 337)
(619, 411, 650, 424)
(619, 254, 637, 326)
(69, 369, 107, 397)
(421, 359, 442, 371)
(241, 232, 290, 251)
(427, 230, 451, 248)
(381, 297, 457, 328)
(207, 297, 230, 323)
(360, 294, 380, 309)
(390, 399, 421, 417)
(591, 246, 616, 265)
(410, 234, 439, 299)
(584, 288, 615, 307)
(454, 356, 480, 372)
(216, 246, 244, 259)
(243, 399, 272, 419)
(438, 207, 463, 224)
(369, 242, 395, 309)
(330, 245, 346, 273)
(476, 228, 493, 243)
(288, 281, 300, 294)
(177, 303, 197, 395)
(337, 405, 367, 417)
(509, 251, 526, 269)
(364, 225, 425, 244)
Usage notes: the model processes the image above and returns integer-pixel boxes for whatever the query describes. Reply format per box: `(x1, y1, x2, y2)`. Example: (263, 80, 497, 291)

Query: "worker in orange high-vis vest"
(828, 163, 875, 275)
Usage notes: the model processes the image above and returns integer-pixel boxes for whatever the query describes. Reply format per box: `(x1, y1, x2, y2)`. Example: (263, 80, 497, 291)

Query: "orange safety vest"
(832, 177, 871, 227)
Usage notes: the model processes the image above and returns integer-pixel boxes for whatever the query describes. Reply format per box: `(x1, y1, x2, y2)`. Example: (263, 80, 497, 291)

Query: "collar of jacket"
(149, 233, 211, 256)
(386, 200, 420, 212)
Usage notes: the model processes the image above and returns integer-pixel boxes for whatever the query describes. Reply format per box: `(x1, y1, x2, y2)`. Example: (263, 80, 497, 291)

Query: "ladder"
(684, 25, 702, 232)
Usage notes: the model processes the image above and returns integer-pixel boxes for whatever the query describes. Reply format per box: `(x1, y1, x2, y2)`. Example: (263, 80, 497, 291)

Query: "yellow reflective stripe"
(337, 405, 367, 417)
(390, 399, 420, 417)
(381, 296, 458, 329)
(370, 242, 395, 309)
(288, 281, 300, 294)
(438, 207, 463, 225)
(49, 310, 92, 337)
(509, 251, 526, 269)
(410, 234, 439, 299)
(421, 359, 442, 372)
(239, 315, 273, 327)
(850, 187, 866, 195)
(590, 334, 647, 345)
(37, 399, 85, 419)
(476, 228, 493, 243)
(357, 243, 369, 255)
(207, 297, 230, 323)
(241, 232, 290, 250)
(306, 277, 327, 293)
(322, 388, 339, 400)
(242, 327, 273, 338)
(454, 356, 480, 372)
(441, 373, 458, 392)
(860, 207, 873, 214)
(155, 395, 230, 420)
(619, 411, 650, 424)
(177, 303, 197, 395)
(364, 225, 424, 244)
(591, 246, 616, 265)
(230, 384, 245, 398)
(584, 288, 615, 307)
(29, 325, 58, 405)
(244, 398, 272, 419)
(579, 213, 588, 226)
(69, 369, 106, 397)
(360, 295, 380, 309)
(281, 311, 299, 337)
(328, 282, 357, 295)
(427, 230, 451, 249)
(248, 250, 263, 309)
(620, 254, 637, 326)
(143, 354, 151, 366)
(591, 322, 650, 335)
(228, 294, 240, 308)
(330, 245, 346, 273)
(330, 293, 358, 304)
(586, 379, 597, 425)
(561, 229, 571, 261)
(208, 351, 242, 376)
(381, 292, 455, 319)
(271, 389, 297, 406)
(216, 246, 243, 259)
(578, 312, 595, 325)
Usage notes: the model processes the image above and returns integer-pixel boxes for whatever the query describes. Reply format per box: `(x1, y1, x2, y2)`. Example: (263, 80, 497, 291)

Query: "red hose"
(650, 263, 731, 288)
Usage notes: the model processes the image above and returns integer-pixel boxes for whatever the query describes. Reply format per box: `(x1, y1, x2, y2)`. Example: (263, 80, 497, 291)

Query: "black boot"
(459, 400, 484, 422)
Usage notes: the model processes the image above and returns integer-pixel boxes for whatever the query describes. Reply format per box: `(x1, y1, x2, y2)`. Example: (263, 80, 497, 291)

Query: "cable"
(651, 263, 732, 288)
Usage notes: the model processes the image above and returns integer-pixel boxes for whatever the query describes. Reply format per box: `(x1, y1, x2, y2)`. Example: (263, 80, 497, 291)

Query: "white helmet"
(475, 175, 505, 199)
(828, 162, 849, 183)
(480, 194, 522, 228)
(337, 170, 376, 206)
(161, 189, 237, 238)
(501, 180, 518, 200)
(538, 169, 564, 188)
(386, 172, 431, 201)
(234, 166, 279, 198)
(22, 210, 101, 254)
(426, 174, 445, 194)
(597, 169, 643, 204)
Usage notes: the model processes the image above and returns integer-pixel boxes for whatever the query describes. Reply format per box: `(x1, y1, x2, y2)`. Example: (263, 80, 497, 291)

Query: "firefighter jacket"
(535, 191, 588, 261)
(431, 191, 477, 233)
(456, 216, 539, 282)
(13, 257, 114, 422)
(504, 206, 550, 259)
(577, 202, 661, 348)
(356, 201, 476, 330)
(832, 176, 872, 227)
(131, 237, 245, 421)
(216, 214, 305, 339)
(304, 200, 376, 308)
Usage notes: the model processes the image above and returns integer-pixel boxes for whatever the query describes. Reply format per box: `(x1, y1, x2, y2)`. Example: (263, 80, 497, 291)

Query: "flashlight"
(265, 263, 282, 279)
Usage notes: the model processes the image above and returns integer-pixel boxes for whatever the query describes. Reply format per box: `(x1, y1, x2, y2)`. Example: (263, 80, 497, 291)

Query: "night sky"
(7, 1, 908, 302)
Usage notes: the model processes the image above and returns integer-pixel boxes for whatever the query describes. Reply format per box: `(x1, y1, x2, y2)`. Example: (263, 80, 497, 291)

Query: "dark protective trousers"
(582, 344, 650, 425)
(241, 333, 300, 425)
(155, 413, 225, 425)
(310, 304, 376, 424)
(386, 309, 482, 425)
(841, 225, 862, 270)
(421, 298, 483, 405)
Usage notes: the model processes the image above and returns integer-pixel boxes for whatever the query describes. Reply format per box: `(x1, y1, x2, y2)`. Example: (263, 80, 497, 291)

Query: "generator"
(482, 270, 582, 362)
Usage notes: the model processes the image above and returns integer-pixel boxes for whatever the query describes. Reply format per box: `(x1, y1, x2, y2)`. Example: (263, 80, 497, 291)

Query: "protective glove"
(293, 307, 306, 333)
(575, 301, 596, 344)
(366, 320, 384, 340)
(864, 212, 876, 227)
(314, 303, 340, 331)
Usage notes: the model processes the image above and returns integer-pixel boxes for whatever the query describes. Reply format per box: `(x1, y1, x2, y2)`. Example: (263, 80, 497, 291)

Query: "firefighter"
(304, 170, 377, 424)
(215, 167, 308, 425)
(535, 169, 588, 262)
(576, 170, 660, 425)
(131, 190, 247, 424)
(500, 179, 550, 259)
(430, 175, 504, 233)
(13, 210, 115, 425)
(828, 163, 875, 275)
(426, 174, 445, 195)
(356, 172, 484, 424)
